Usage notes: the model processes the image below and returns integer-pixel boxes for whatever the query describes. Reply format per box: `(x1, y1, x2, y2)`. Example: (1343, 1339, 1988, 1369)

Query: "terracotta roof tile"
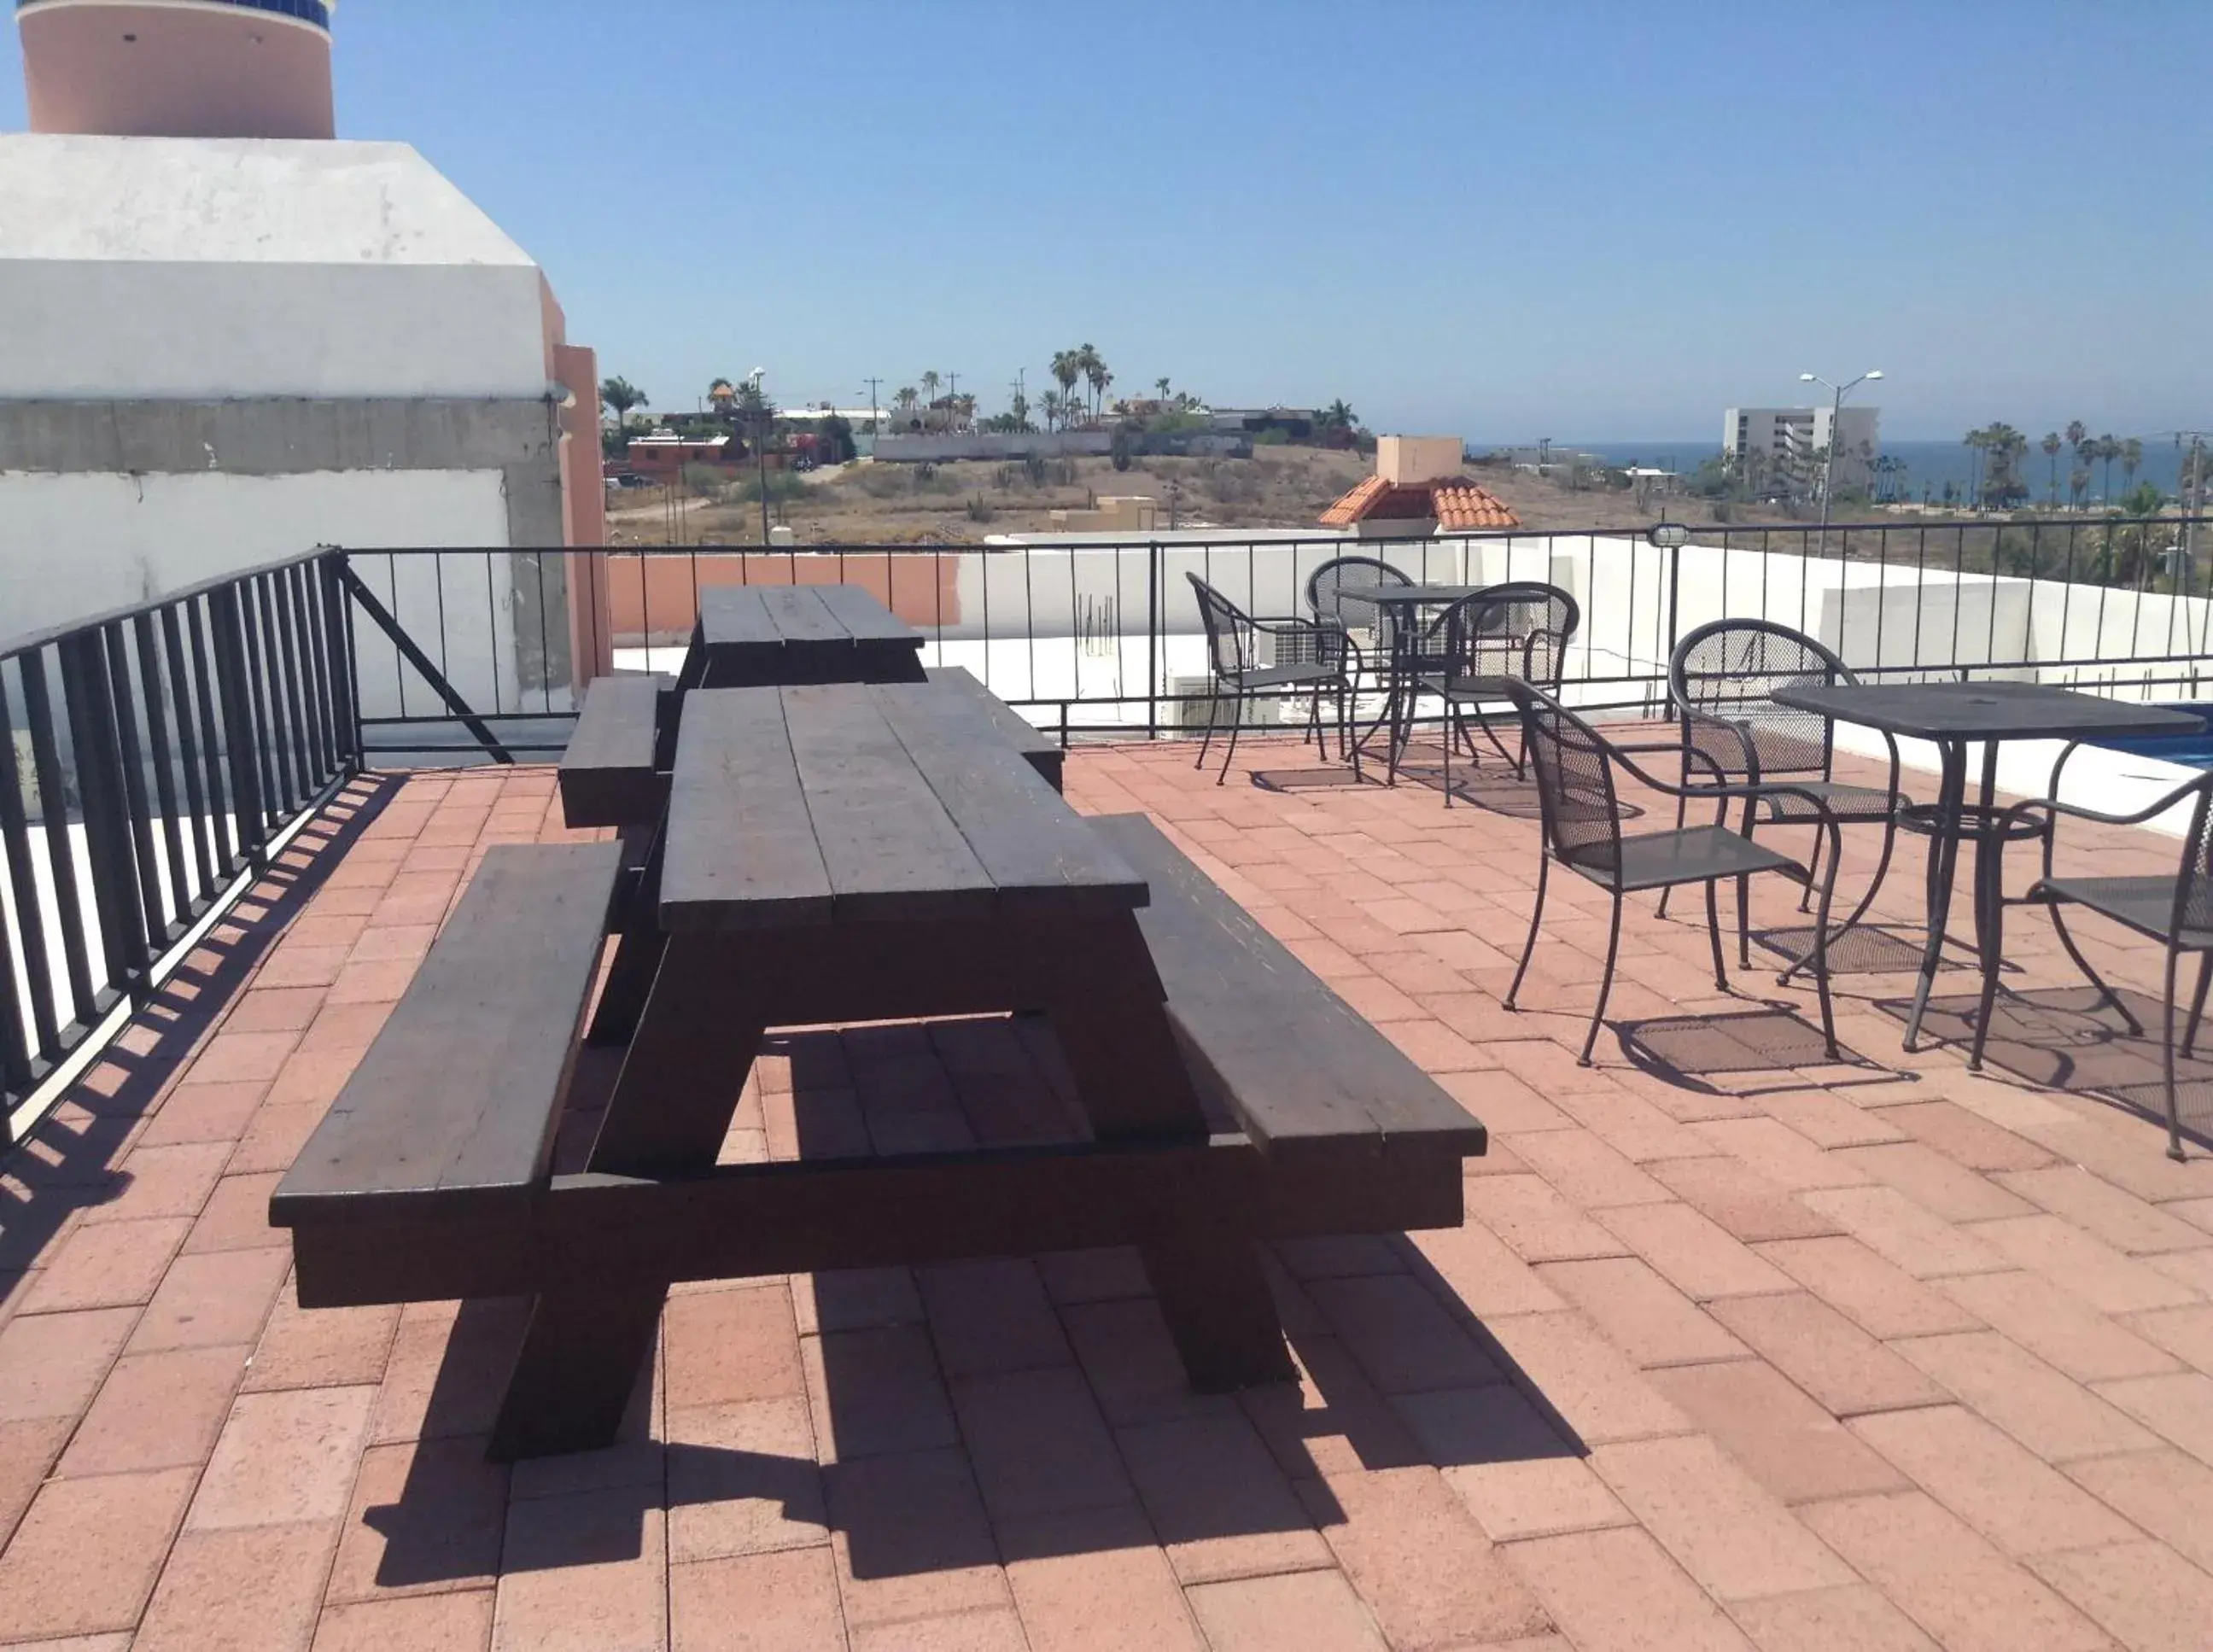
(1432, 482, 1521, 529)
(1318, 476, 1520, 530)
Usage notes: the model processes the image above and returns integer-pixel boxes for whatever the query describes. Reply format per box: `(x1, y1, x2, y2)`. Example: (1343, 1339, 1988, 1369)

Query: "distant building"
(2, 0, 605, 688)
(1318, 436, 1520, 539)
(1724, 406, 1880, 495)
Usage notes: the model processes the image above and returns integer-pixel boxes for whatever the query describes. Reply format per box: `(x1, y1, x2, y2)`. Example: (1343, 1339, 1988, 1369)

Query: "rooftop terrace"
(3, 733, 2210, 1650)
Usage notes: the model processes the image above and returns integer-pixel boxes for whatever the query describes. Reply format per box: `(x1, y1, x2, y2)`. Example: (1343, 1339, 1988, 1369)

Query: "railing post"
(210, 583, 269, 873)
(321, 552, 361, 775)
(59, 631, 153, 1005)
(1147, 540, 1160, 741)
(1662, 540, 1684, 723)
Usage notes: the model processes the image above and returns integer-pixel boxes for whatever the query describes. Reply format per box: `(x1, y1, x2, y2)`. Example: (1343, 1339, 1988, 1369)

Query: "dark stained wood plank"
(697, 586, 783, 651)
(284, 1130, 1467, 1306)
(871, 682, 1142, 915)
(780, 682, 992, 922)
(1089, 813, 1487, 1161)
(926, 666, 1062, 791)
(696, 587, 786, 687)
(815, 583, 925, 647)
(760, 585, 844, 645)
(558, 672, 669, 828)
(659, 687, 832, 930)
(270, 841, 624, 1223)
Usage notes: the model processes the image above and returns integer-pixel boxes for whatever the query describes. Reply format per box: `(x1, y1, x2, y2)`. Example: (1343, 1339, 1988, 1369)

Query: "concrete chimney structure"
(20, 0, 336, 139)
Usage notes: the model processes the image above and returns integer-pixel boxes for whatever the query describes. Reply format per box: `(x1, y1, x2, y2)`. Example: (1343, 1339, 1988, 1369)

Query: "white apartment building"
(1723, 405, 1880, 496)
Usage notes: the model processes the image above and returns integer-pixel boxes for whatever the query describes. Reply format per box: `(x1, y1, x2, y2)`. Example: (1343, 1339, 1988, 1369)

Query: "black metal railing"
(10, 515, 2210, 1125)
(339, 514, 2213, 759)
(0, 551, 359, 1131)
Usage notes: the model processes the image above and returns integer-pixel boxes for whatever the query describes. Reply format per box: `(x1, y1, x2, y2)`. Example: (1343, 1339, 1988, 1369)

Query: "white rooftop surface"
(0, 135, 555, 400)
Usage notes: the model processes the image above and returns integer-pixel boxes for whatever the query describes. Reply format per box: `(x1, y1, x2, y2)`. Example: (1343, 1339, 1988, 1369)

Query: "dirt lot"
(604, 447, 1809, 547)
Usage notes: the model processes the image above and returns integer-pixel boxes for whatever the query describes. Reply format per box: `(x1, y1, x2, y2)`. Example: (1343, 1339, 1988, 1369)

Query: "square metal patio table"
(1356, 584, 1486, 781)
(1769, 680, 2204, 1051)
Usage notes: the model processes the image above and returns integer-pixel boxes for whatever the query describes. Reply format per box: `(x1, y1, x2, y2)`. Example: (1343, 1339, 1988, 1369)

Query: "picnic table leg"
(586, 824, 667, 1047)
(1031, 914, 1294, 1389)
(1141, 1220, 1298, 1389)
(493, 937, 766, 1457)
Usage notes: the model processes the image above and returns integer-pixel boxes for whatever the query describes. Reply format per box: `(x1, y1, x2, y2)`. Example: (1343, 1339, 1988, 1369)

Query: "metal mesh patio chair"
(1975, 762, 2213, 1159)
(1661, 619, 1908, 976)
(1187, 573, 1356, 785)
(1307, 556, 1413, 761)
(1503, 681, 1844, 1065)
(1306, 555, 1413, 666)
(1420, 581, 1579, 798)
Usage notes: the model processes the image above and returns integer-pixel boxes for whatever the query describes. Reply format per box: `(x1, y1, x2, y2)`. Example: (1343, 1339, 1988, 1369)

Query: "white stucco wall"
(0, 136, 552, 399)
(0, 468, 510, 637)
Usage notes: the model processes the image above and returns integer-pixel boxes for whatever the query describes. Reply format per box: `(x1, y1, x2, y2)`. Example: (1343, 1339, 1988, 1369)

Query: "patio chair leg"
(1809, 824, 1842, 1060)
(2050, 906, 2146, 1036)
(1657, 790, 1689, 920)
(1704, 879, 1730, 992)
(1781, 814, 1901, 988)
(2184, 951, 2212, 1059)
(1968, 834, 2007, 1072)
(1505, 856, 1550, 1012)
(1217, 692, 1245, 785)
(1341, 682, 1361, 779)
(2163, 945, 2188, 1162)
(1195, 683, 1221, 771)
(1579, 890, 1624, 1066)
(1798, 826, 1819, 914)
(1442, 697, 1452, 807)
(1737, 872, 1753, 969)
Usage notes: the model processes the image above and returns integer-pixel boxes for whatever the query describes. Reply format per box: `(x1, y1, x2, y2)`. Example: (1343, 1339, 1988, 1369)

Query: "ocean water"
(1522, 438, 2194, 506)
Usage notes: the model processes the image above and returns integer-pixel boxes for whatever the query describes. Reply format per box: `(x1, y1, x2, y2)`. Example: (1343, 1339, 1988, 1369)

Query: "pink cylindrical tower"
(19, 0, 336, 139)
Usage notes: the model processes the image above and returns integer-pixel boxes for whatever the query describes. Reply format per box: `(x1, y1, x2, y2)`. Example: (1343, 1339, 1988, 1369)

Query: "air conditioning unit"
(1168, 675, 1278, 731)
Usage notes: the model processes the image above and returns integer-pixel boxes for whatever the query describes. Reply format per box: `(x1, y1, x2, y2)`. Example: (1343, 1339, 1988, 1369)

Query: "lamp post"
(1799, 370, 1882, 542)
(747, 367, 770, 545)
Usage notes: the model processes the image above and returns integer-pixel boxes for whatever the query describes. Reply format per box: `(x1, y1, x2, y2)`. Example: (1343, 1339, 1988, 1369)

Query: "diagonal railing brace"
(333, 558, 514, 763)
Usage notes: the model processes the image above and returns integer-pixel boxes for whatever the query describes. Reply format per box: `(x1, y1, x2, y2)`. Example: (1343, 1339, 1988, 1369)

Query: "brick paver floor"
(3, 734, 2210, 1650)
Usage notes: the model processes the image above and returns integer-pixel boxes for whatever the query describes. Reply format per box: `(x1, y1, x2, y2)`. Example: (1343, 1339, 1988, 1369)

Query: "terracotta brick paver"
(2, 744, 2211, 1648)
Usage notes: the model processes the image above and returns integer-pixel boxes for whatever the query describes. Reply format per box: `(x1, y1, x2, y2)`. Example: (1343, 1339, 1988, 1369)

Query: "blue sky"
(5, 1, 2209, 441)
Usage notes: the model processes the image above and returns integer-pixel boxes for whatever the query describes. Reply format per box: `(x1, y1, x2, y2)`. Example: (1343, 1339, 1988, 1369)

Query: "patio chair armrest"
(1609, 744, 1842, 824)
(1608, 740, 1730, 788)
(2000, 771, 2213, 836)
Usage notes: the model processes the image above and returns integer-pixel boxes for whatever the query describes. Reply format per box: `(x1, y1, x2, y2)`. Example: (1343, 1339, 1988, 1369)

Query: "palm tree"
(1317, 399, 1360, 431)
(2096, 434, 2120, 505)
(894, 385, 919, 414)
(2041, 432, 2063, 505)
(919, 371, 941, 414)
(1154, 377, 1171, 401)
(1039, 388, 1066, 433)
(599, 376, 648, 429)
(1963, 428, 1989, 509)
(2122, 437, 2144, 494)
(1049, 352, 1082, 424)
(1077, 344, 1107, 421)
(2070, 466, 2090, 509)
(706, 377, 736, 410)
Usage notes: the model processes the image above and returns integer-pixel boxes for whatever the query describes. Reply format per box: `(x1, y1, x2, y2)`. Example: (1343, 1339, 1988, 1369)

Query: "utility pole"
(946, 371, 961, 433)
(860, 377, 881, 435)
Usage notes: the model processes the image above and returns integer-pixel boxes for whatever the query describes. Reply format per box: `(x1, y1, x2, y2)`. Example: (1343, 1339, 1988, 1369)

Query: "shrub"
(1111, 427, 1137, 472)
(965, 495, 996, 522)
(734, 471, 810, 505)
(1024, 453, 1050, 487)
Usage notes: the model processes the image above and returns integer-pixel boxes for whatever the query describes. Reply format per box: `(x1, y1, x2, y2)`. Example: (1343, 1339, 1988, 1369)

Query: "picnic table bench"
(275, 653, 1485, 1461)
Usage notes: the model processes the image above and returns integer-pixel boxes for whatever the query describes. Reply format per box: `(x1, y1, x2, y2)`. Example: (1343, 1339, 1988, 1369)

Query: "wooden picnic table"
(681, 583, 928, 688)
(275, 602, 1486, 1461)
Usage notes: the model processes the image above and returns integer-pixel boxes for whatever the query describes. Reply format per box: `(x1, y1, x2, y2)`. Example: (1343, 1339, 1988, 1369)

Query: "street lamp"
(747, 367, 770, 545)
(1799, 370, 1883, 540)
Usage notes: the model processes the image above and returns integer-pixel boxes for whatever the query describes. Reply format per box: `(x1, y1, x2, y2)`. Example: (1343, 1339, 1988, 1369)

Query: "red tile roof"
(1318, 475, 1520, 529)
